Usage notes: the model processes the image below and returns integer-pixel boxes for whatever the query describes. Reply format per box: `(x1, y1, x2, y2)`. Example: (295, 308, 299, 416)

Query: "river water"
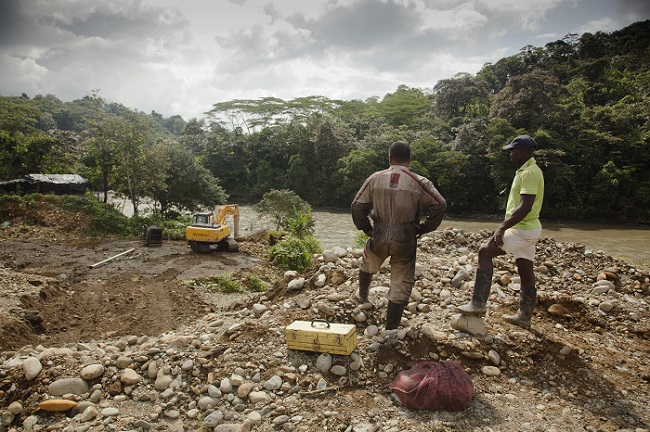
(234, 205, 649, 268)
(107, 195, 650, 268)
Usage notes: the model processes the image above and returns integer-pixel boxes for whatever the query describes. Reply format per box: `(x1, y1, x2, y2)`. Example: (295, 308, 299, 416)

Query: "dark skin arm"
(492, 194, 535, 248)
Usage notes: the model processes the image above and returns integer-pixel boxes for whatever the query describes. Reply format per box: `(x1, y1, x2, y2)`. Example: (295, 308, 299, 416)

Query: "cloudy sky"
(1, 0, 648, 120)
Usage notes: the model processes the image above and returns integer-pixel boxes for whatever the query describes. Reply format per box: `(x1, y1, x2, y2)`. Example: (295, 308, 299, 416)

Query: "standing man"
(458, 135, 544, 328)
(351, 141, 447, 330)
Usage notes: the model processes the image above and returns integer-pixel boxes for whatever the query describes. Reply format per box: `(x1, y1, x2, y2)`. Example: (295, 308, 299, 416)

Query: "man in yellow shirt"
(458, 135, 544, 328)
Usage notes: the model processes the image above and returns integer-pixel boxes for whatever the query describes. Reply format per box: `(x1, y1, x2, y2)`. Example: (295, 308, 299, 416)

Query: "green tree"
(489, 71, 565, 131)
(434, 73, 490, 119)
(334, 148, 383, 204)
(150, 142, 228, 216)
(83, 114, 122, 202)
(255, 189, 311, 230)
(374, 85, 432, 127)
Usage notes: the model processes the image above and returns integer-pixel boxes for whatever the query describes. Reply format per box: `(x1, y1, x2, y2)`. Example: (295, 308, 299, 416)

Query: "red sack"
(390, 360, 473, 411)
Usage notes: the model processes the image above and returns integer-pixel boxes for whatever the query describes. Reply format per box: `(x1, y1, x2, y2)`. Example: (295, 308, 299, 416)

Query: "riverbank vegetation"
(1, 20, 649, 224)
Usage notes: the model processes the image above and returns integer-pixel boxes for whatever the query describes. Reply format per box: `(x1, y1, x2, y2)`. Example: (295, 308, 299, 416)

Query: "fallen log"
(89, 248, 136, 269)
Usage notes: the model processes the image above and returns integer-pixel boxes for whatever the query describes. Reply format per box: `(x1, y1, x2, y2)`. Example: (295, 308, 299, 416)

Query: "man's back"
(353, 165, 443, 227)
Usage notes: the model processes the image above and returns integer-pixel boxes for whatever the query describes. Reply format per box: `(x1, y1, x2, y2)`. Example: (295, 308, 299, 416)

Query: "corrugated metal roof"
(25, 174, 86, 184)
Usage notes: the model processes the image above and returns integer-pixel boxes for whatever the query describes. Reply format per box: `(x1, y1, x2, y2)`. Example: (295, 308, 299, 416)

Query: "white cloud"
(1, 0, 647, 119)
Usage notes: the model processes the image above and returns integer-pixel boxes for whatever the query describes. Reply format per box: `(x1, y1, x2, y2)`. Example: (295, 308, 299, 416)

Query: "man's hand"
(492, 225, 507, 247)
(413, 223, 423, 238)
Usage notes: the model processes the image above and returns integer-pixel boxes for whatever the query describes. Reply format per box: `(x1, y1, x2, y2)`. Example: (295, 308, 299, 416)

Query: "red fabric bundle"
(390, 360, 474, 411)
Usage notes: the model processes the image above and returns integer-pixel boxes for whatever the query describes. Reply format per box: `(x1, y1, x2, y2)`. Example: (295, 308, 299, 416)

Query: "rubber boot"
(503, 284, 536, 328)
(457, 269, 492, 315)
(385, 301, 406, 330)
(355, 271, 372, 303)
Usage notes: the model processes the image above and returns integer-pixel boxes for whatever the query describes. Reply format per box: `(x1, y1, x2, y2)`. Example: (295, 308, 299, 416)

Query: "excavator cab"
(192, 212, 214, 226)
(186, 204, 239, 253)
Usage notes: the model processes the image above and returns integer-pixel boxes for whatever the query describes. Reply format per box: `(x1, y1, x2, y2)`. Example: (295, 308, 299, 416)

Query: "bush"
(255, 189, 311, 230)
(188, 274, 244, 293)
(268, 236, 314, 271)
(285, 207, 315, 238)
(354, 231, 369, 248)
(244, 273, 269, 292)
(62, 194, 131, 235)
(186, 273, 271, 294)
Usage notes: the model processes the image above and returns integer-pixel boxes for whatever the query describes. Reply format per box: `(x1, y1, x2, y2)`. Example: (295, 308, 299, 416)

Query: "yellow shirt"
(505, 157, 544, 230)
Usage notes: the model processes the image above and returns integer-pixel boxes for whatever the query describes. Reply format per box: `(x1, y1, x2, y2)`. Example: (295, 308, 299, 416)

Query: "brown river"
(235, 206, 650, 269)
(108, 196, 650, 269)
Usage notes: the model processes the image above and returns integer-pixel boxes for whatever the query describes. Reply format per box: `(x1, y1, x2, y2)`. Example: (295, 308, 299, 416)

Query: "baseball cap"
(503, 135, 537, 150)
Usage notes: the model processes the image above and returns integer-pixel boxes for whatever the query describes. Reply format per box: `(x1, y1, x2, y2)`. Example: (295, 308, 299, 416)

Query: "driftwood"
(89, 248, 136, 269)
(299, 386, 339, 396)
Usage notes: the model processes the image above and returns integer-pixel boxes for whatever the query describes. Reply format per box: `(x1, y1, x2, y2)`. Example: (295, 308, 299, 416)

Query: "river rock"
(422, 324, 449, 341)
(316, 353, 332, 372)
(80, 363, 105, 380)
(451, 269, 470, 287)
(488, 349, 501, 366)
(198, 396, 218, 410)
(322, 250, 338, 263)
(252, 303, 267, 316)
(120, 368, 141, 385)
(48, 377, 89, 396)
(352, 310, 367, 322)
(238, 382, 255, 398)
(314, 273, 327, 287)
(264, 375, 283, 391)
(548, 303, 570, 316)
(154, 373, 173, 390)
(288, 278, 306, 290)
(450, 314, 487, 336)
(248, 391, 270, 404)
(22, 357, 42, 380)
(101, 407, 120, 417)
(7, 401, 23, 415)
(220, 378, 233, 393)
(599, 301, 615, 313)
(38, 399, 78, 412)
(482, 365, 501, 376)
(79, 406, 99, 422)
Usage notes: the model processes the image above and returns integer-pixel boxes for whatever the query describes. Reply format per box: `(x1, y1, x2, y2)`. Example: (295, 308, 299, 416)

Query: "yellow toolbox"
(285, 319, 358, 355)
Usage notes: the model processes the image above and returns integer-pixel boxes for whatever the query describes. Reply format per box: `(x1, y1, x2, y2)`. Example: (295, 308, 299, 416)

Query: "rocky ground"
(1, 216, 649, 432)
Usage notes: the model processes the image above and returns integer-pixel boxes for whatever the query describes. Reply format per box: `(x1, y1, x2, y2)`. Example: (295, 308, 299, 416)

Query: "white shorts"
(502, 227, 542, 262)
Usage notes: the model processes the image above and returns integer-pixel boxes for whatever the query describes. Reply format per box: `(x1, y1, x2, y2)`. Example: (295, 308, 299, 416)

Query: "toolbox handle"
(311, 319, 330, 328)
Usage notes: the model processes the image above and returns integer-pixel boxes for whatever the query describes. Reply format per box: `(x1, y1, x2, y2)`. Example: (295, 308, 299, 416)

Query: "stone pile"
(1, 227, 649, 432)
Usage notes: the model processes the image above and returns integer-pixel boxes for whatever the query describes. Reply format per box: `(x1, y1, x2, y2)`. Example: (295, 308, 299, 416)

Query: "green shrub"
(354, 231, 369, 248)
(301, 235, 323, 254)
(64, 194, 131, 235)
(268, 236, 314, 271)
(285, 207, 315, 238)
(244, 273, 268, 292)
(188, 274, 244, 293)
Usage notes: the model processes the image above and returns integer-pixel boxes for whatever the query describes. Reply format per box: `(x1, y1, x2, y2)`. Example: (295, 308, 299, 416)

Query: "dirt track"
(0, 236, 267, 350)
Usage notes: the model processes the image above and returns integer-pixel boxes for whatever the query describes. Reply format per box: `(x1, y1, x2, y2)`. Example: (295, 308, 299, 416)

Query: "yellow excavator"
(185, 204, 240, 253)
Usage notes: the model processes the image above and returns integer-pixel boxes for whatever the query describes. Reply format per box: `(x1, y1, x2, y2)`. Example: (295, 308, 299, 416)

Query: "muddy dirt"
(0, 231, 273, 351)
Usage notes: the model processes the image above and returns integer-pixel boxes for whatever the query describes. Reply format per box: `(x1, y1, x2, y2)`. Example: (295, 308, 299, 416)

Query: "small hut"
(0, 174, 87, 195)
